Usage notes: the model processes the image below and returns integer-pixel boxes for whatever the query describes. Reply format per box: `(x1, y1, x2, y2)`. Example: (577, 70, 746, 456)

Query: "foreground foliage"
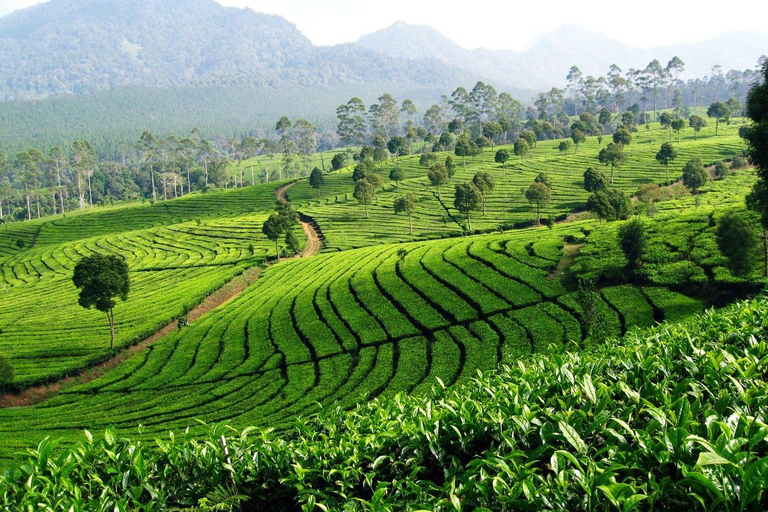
(3, 295, 766, 511)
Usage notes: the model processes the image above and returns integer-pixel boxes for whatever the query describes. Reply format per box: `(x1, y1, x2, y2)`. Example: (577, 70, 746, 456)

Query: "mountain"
(357, 23, 768, 90)
(0, 0, 468, 100)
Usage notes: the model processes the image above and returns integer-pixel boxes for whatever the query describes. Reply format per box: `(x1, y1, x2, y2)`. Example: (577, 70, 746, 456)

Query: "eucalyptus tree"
(472, 171, 495, 215)
(423, 104, 447, 135)
(137, 131, 158, 201)
(294, 118, 317, 175)
(655, 142, 678, 182)
(428, 163, 449, 200)
(49, 146, 67, 213)
(707, 101, 730, 135)
(353, 178, 375, 218)
(394, 192, 419, 234)
(71, 140, 97, 209)
(16, 149, 44, 219)
(276, 116, 296, 179)
(454, 182, 482, 230)
(598, 142, 626, 184)
(336, 97, 367, 148)
(566, 66, 584, 115)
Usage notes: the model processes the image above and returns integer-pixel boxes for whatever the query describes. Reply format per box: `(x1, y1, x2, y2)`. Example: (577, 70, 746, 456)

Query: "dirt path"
(547, 243, 584, 281)
(276, 180, 323, 257)
(1, 182, 324, 408)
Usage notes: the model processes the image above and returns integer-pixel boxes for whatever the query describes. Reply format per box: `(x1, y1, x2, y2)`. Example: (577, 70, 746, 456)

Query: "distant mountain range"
(1, 0, 766, 102)
(358, 22, 768, 90)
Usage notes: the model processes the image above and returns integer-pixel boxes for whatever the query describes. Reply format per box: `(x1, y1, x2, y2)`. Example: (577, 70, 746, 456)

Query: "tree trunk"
(108, 308, 115, 350)
(151, 168, 157, 201)
(87, 171, 93, 207)
(187, 170, 192, 194)
(51, 189, 57, 215)
(77, 172, 84, 210)
(57, 166, 65, 213)
(364, 201, 369, 219)
(26, 192, 31, 221)
(0, 197, 3, 220)
(408, 213, 413, 235)
(251, 163, 255, 186)
(467, 212, 472, 231)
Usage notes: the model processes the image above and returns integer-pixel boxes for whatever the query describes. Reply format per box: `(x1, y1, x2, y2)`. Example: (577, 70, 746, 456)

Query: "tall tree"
(655, 142, 678, 182)
(707, 101, 730, 135)
(336, 98, 367, 148)
(262, 213, 284, 258)
(682, 157, 708, 194)
(294, 119, 317, 175)
(353, 178, 375, 218)
(276, 116, 296, 180)
(472, 171, 495, 215)
(136, 131, 158, 201)
(454, 182, 481, 231)
(716, 211, 757, 276)
(598, 142, 626, 184)
(744, 61, 768, 275)
(72, 254, 130, 350)
(525, 182, 550, 224)
(309, 167, 324, 196)
(393, 192, 419, 235)
(427, 163, 449, 200)
(689, 115, 707, 140)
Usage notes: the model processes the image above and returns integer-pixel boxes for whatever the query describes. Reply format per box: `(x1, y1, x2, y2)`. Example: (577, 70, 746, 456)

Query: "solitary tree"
(716, 211, 757, 276)
(428, 164, 449, 200)
(571, 129, 585, 152)
(682, 157, 707, 194)
(495, 149, 511, 173)
(472, 171, 495, 215)
(688, 115, 707, 139)
(655, 142, 678, 182)
(309, 167, 324, 196)
(72, 254, 130, 350)
(454, 182, 482, 231)
(618, 219, 646, 270)
(558, 140, 573, 155)
(598, 142, 626, 184)
(670, 118, 686, 142)
(445, 156, 457, 179)
(713, 160, 729, 179)
(583, 167, 608, 193)
(586, 188, 630, 222)
(612, 127, 632, 146)
(525, 182, 550, 224)
(389, 167, 405, 188)
(353, 178, 375, 218)
(707, 101, 730, 135)
(514, 138, 530, 163)
(393, 193, 419, 234)
(659, 112, 674, 136)
(262, 213, 284, 258)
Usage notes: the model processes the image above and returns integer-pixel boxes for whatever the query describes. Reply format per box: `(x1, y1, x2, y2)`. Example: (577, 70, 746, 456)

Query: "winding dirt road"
(1, 181, 323, 408)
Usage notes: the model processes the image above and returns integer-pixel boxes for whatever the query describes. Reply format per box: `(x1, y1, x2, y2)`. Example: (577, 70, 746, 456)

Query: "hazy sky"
(1, 0, 767, 51)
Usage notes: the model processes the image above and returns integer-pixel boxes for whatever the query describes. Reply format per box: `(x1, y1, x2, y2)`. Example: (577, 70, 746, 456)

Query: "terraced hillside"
(278, 122, 744, 250)
(0, 224, 702, 461)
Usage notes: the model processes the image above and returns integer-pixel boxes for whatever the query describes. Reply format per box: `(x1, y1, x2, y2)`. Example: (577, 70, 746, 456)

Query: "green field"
(0, 119, 757, 469)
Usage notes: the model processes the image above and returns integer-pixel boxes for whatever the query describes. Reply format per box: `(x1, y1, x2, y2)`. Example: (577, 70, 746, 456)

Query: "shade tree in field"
(393, 192, 419, 235)
(689, 115, 707, 139)
(0, 354, 14, 391)
(331, 153, 347, 172)
(454, 182, 481, 231)
(262, 214, 284, 258)
(445, 156, 457, 180)
(534, 172, 552, 190)
(558, 140, 573, 155)
(72, 253, 130, 350)
(336, 97, 367, 148)
(309, 167, 324, 196)
(618, 219, 646, 270)
(670, 118, 685, 142)
(472, 171, 495, 215)
(525, 181, 550, 224)
(353, 178, 375, 218)
(716, 211, 757, 276)
(586, 188, 630, 221)
(659, 112, 674, 136)
(612, 127, 632, 146)
(681, 157, 707, 194)
(655, 142, 678, 182)
(428, 163, 449, 200)
(513, 138, 530, 163)
(389, 167, 405, 188)
(285, 228, 302, 256)
(583, 167, 608, 193)
(598, 142, 626, 184)
(707, 101, 730, 135)
(713, 161, 729, 179)
(570, 129, 585, 153)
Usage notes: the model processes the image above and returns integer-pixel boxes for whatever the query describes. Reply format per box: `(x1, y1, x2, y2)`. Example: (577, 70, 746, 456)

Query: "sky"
(1, 0, 767, 51)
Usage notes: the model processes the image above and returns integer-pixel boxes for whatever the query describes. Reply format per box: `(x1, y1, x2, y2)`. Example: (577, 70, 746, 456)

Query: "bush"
(0, 355, 14, 389)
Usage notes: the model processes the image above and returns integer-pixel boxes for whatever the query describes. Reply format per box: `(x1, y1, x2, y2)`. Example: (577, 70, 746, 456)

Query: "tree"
(353, 178, 375, 218)
(427, 164, 449, 200)
(525, 182, 550, 224)
(72, 254, 130, 350)
(570, 129, 585, 152)
(309, 167, 324, 196)
(659, 112, 674, 136)
(618, 219, 646, 269)
(689, 115, 707, 139)
(534, 172, 552, 190)
(670, 118, 685, 142)
(682, 157, 707, 193)
(331, 153, 347, 172)
(713, 160, 729, 179)
(389, 167, 405, 188)
(513, 138, 530, 163)
(482, 121, 502, 149)
(494, 149, 511, 174)
(583, 167, 608, 193)
(744, 62, 768, 275)
(716, 211, 757, 276)
(472, 171, 495, 215)
(586, 188, 630, 221)
(655, 142, 678, 182)
(275, 200, 299, 233)
(285, 229, 302, 256)
(598, 142, 626, 184)
(612, 127, 632, 146)
(707, 101, 730, 135)
(393, 193, 419, 235)
(445, 156, 457, 180)
(454, 182, 481, 231)
(262, 213, 283, 258)
(558, 140, 573, 155)
(454, 134, 472, 169)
